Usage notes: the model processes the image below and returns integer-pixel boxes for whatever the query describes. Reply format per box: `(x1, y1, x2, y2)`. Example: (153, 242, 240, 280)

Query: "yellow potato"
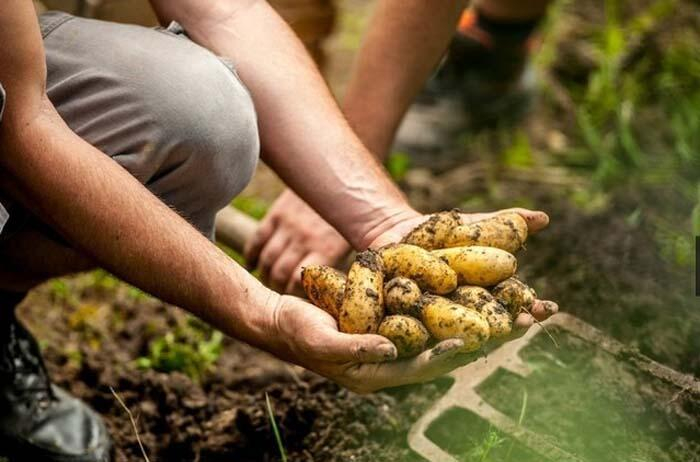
(450, 285, 494, 308)
(402, 210, 462, 250)
(450, 286, 512, 338)
(491, 277, 537, 316)
(339, 250, 385, 334)
(378, 315, 430, 358)
(476, 301, 512, 338)
(384, 277, 422, 318)
(443, 212, 528, 253)
(432, 246, 516, 286)
(380, 244, 457, 295)
(421, 295, 490, 352)
(301, 265, 346, 319)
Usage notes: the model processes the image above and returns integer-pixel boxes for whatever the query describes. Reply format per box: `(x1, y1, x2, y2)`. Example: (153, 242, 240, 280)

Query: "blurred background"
(21, 1, 700, 461)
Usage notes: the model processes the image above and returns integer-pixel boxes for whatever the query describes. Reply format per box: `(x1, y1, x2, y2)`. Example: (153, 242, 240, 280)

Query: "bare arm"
(342, 0, 468, 159)
(149, 0, 420, 250)
(0, 0, 277, 350)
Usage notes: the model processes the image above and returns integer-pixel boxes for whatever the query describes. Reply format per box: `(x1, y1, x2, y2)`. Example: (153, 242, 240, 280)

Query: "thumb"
(320, 331, 398, 364)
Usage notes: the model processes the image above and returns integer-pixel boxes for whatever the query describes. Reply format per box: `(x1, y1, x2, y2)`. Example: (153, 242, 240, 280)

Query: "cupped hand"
(245, 190, 351, 295)
(270, 294, 478, 393)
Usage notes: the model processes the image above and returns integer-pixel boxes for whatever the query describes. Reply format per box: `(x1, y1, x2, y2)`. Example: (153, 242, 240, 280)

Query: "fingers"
(244, 216, 275, 269)
(529, 299, 559, 322)
(269, 244, 305, 293)
(461, 208, 549, 234)
(257, 231, 290, 282)
(343, 339, 468, 392)
(320, 331, 398, 364)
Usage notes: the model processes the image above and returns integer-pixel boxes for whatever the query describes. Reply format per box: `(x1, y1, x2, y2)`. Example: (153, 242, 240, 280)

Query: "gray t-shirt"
(0, 83, 8, 234)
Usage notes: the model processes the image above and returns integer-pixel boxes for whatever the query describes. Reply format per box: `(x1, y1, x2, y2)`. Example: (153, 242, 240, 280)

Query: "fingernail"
(430, 340, 462, 359)
(379, 344, 397, 360)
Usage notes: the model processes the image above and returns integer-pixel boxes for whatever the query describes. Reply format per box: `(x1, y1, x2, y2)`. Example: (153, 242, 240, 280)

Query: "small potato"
(339, 250, 385, 334)
(477, 301, 512, 338)
(491, 277, 537, 316)
(450, 286, 512, 338)
(450, 285, 494, 308)
(432, 246, 516, 287)
(384, 277, 422, 318)
(444, 212, 528, 253)
(380, 244, 457, 295)
(402, 210, 462, 250)
(421, 295, 490, 352)
(301, 265, 346, 319)
(378, 315, 430, 358)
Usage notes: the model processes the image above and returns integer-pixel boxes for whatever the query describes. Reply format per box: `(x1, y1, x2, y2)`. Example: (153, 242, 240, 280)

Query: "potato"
(450, 286, 512, 338)
(451, 286, 512, 338)
(420, 295, 490, 352)
(384, 277, 422, 318)
(450, 285, 494, 308)
(378, 315, 430, 358)
(301, 265, 346, 319)
(432, 246, 516, 286)
(339, 250, 385, 334)
(380, 244, 457, 295)
(402, 210, 462, 250)
(443, 212, 528, 253)
(491, 277, 536, 316)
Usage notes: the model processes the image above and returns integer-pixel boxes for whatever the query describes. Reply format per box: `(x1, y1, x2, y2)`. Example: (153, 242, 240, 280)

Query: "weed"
(386, 151, 412, 181)
(232, 195, 269, 220)
(266, 393, 288, 462)
(136, 317, 223, 381)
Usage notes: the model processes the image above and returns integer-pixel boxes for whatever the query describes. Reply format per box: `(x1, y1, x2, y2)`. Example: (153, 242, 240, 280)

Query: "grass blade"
(266, 392, 288, 462)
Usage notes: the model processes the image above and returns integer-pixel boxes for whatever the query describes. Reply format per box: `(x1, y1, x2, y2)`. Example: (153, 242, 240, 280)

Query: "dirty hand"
(245, 190, 351, 295)
(367, 207, 558, 333)
(270, 294, 476, 393)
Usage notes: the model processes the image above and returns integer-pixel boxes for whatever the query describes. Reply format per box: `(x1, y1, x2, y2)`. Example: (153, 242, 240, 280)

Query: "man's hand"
(245, 190, 351, 295)
(270, 294, 475, 393)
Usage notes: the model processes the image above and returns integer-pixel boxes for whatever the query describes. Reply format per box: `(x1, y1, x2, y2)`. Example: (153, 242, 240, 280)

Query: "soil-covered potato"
(443, 212, 528, 253)
(377, 315, 430, 358)
(380, 244, 457, 295)
(491, 277, 537, 316)
(384, 277, 422, 317)
(420, 295, 490, 352)
(301, 265, 346, 319)
(450, 286, 512, 338)
(432, 246, 516, 286)
(401, 210, 462, 250)
(450, 285, 494, 308)
(339, 250, 385, 334)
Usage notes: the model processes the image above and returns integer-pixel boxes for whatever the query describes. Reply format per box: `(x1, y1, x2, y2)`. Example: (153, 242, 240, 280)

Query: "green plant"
(232, 195, 269, 220)
(386, 151, 411, 181)
(266, 393, 288, 462)
(136, 317, 223, 381)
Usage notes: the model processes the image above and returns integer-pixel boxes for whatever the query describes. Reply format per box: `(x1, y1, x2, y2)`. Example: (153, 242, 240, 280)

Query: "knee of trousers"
(44, 17, 260, 236)
(122, 37, 260, 237)
(145, 51, 261, 230)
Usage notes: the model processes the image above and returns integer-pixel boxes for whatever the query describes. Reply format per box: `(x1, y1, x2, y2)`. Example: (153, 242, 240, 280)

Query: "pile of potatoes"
(302, 211, 544, 358)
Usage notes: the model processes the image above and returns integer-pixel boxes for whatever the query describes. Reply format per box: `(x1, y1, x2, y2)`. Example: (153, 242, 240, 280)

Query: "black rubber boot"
(0, 292, 111, 462)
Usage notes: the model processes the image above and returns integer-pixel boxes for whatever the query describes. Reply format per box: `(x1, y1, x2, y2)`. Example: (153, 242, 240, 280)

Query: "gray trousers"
(0, 12, 260, 240)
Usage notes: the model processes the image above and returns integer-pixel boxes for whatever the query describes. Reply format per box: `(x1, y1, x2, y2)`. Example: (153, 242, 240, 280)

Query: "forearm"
(151, 0, 418, 249)
(342, 0, 468, 159)
(0, 103, 276, 348)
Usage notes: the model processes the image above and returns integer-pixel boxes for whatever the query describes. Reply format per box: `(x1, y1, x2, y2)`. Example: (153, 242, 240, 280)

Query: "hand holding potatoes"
(301, 210, 558, 361)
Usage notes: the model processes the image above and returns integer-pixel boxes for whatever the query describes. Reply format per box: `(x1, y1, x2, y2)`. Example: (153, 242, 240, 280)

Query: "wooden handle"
(215, 207, 259, 253)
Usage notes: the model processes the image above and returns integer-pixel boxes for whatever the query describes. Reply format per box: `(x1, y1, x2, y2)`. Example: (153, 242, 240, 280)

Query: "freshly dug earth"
(18, 279, 448, 462)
